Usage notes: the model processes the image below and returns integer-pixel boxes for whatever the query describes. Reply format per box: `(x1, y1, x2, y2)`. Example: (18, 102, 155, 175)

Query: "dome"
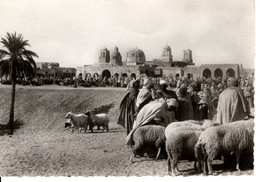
(101, 47, 108, 51)
(111, 46, 120, 57)
(110, 46, 122, 66)
(164, 45, 171, 51)
(126, 48, 146, 64)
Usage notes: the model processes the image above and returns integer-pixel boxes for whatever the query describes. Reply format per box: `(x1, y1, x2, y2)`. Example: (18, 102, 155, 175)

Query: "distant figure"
(217, 77, 250, 124)
(117, 80, 140, 134)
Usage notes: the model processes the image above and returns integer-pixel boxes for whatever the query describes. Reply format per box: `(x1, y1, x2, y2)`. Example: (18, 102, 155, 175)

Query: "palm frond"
(0, 32, 38, 80)
(0, 49, 10, 59)
(23, 49, 39, 58)
(0, 60, 12, 77)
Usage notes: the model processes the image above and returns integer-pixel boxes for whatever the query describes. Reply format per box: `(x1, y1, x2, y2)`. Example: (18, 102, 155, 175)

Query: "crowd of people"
(0, 72, 255, 124)
(117, 74, 255, 140)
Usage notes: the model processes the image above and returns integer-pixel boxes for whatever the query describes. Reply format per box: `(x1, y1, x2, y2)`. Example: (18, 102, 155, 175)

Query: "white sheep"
(201, 120, 221, 129)
(195, 119, 254, 175)
(166, 126, 204, 175)
(165, 120, 221, 175)
(130, 125, 166, 163)
(64, 119, 72, 130)
(165, 120, 203, 139)
(65, 112, 93, 133)
(85, 110, 109, 132)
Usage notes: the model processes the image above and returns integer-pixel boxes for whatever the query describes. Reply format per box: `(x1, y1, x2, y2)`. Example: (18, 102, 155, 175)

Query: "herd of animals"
(64, 110, 254, 176)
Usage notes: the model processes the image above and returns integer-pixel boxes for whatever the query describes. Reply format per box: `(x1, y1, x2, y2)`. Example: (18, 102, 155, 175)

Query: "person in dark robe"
(117, 79, 140, 134)
(190, 81, 205, 120)
(217, 77, 250, 124)
(175, 86, 194, 121)
(157, 79, 178, 122)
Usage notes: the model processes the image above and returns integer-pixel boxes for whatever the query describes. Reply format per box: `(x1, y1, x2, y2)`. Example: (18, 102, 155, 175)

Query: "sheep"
(201, 120, 221, 129)
(64, 119, 72, 130)
(85, 110, 109, 132)
(130, 125, 166, 163)
(194, 119, 254, 175)
(165, 120, 221, 175)
(65, 112, 93, 133)
(165, 120, 203, 138)
(166, 126, 204, 175)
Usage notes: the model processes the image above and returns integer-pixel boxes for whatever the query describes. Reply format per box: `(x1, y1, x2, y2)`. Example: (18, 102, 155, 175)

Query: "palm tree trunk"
(9, 79, 16, 135)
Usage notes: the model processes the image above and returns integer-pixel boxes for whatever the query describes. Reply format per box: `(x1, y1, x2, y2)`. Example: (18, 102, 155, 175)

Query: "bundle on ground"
(195, 119, 254, 175)
(85, 110, 109, 132)
(130, 125, 166, 163)
(65, 112, 93, 133)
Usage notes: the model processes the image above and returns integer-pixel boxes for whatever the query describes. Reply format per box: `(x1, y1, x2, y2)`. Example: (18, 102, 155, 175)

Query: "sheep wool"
(166, 126, 204, 175)
(130, 125, 166, 163)
(65, 112, 93, 133)
(195, 119, 254, 175)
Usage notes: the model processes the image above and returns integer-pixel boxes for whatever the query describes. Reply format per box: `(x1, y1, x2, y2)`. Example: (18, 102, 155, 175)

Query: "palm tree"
(0, 32, 38, 134)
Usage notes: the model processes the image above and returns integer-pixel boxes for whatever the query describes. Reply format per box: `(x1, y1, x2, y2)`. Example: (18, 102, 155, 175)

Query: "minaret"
(183, 49, 193, 63)
(161, 45, 173, 66)
(99, 48, 110, 64)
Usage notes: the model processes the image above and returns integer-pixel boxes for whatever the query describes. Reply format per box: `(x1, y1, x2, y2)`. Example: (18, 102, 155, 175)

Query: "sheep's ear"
(85, 110, 91, 116)
(67, 112, 71, 118)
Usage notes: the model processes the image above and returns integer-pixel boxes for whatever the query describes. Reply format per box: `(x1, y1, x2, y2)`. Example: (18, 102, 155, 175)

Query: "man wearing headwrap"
(159, 79, 178, 100)
(118, 79, 140, 134)
(175, 86, 194, 121)
(190, 80, 206, 120)
(135, 77, 155, 114)
(126, 98, 178, 146)
(157, 79, 178, 122)
(217, 77, 250, 124)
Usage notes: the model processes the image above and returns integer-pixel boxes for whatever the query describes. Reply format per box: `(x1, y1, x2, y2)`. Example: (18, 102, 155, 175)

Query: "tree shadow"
(0, 119, 25, 135)
(92, 102, 115, 114)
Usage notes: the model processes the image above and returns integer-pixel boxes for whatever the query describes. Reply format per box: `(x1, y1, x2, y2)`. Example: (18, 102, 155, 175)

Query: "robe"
(117, 87, 139, 134)
(175, 95, 194, 121)
(217, 86, 250, 124)
(126, 99, 170, 146)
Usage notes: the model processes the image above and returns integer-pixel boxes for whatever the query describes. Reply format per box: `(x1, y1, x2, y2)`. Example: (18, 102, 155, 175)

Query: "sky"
(0, 0, 255, 69)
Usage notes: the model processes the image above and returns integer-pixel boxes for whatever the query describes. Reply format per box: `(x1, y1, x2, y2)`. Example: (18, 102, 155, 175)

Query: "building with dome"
(126, 48, 146, 65)
(76, 47, 154, 79)
(76, 45, 242, 80)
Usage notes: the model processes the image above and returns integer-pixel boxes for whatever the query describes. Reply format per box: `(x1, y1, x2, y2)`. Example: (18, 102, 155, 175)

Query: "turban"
(179, 87, 187, 97)
(227, 77, 238, 87)
(192, 81, 201, 92)
(143, 77, 153, 88)
(160, 79, 168, 85)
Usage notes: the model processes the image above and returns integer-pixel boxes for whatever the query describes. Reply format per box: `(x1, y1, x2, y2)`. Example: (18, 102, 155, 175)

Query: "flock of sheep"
(64, 110, 254, 176)
(130, 119, 254, 175)
(65, 111, 109, 133)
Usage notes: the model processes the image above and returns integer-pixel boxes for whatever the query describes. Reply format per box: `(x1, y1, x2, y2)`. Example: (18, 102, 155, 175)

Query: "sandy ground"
(0, 84, 254, 177)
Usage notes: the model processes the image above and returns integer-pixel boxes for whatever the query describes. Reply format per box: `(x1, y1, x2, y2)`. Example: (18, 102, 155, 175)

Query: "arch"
(86, 73, 91, 78)
(202, 68, 211, 78)
(102, 69, 111, 78)
(114, 73, 119, 77)
(93, 73, 99, 78)
(130, 73, 136, 79)
(226, 68, 235, 78)
(78, 73, 83, 78)
(214, 68, 223, 79)
(122, 73, 128, 78)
